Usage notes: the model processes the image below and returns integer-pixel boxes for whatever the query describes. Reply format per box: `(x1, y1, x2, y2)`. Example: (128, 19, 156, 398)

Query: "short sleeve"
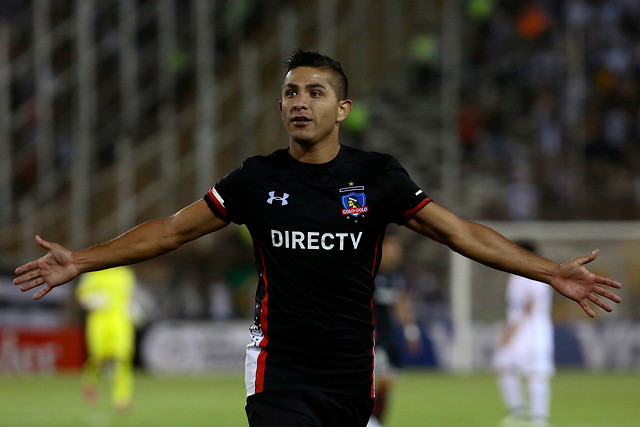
(381, 157, 431, 224)
(203, 163, 247, 224)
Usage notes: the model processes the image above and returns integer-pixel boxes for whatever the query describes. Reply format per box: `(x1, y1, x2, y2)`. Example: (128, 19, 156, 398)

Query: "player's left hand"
(550, 249, 622, 318)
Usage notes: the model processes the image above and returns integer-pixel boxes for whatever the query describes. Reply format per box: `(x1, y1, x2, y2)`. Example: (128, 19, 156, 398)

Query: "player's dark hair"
(284, 48, 349, 100)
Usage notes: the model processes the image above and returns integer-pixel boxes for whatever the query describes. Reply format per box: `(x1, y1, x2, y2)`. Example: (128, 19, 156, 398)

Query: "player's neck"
(289, 139, 340, 164)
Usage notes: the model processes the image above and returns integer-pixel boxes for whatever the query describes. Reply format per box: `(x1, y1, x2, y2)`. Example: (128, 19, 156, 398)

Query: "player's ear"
(337, 99, 352, 123)
(279, 100, 283, 112)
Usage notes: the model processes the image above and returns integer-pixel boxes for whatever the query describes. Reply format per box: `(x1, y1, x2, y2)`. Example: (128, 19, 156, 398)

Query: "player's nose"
(292, 94, 310, 109)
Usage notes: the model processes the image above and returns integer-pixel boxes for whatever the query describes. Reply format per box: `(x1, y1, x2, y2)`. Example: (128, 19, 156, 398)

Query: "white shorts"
(493, 339, 554, 377)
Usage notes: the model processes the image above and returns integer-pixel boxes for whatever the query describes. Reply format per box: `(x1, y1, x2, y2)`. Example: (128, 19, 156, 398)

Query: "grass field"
(2, 369, 638, 426)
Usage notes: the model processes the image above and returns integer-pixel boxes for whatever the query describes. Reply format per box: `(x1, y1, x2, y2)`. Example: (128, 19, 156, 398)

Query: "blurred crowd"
(3, 0, 268, 202)
(2, 0, 639, 327)
(456, 0, 640, 220)
(5, 0, 639, 217)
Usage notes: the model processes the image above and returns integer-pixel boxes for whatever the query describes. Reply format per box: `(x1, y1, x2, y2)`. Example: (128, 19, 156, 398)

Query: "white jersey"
(495, 275, 555, 376)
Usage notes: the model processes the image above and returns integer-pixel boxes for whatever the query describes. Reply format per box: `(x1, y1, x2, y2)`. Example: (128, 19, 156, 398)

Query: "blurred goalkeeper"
(14, 49, 622, 426)
(76, 266, 136, 412)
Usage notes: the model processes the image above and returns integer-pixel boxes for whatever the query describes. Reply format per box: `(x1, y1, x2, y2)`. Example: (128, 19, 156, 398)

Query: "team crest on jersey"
(340, 185, 369, 218)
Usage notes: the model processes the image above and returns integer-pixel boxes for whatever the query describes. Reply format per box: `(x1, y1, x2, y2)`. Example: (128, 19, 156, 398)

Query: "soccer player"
(76, 266, 136, 412)
(494, 242, 554, 427)
(14, 49, 622, 426)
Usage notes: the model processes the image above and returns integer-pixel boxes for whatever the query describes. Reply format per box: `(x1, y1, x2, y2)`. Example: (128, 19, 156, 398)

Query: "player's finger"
(576, 249, 599, 267)
(33, 284, 52, 300)
(13, 269, 40, 286)
(595, 275, 622, 289)
(593, 285, 622, 304)
(19, 276, 45, 292)
(14, 260, 40, 277)
(35, 234, 53, 250)
(579, 299, 595, 318)
(588, 293, 612, 312)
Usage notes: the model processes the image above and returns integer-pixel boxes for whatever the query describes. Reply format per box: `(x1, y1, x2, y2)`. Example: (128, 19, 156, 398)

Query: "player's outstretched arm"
(15, 199, 228, 300)
(404, 202, 622, 317)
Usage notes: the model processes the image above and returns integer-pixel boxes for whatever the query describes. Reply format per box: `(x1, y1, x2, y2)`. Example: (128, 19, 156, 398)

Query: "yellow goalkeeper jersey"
(76, 266, 135, 320)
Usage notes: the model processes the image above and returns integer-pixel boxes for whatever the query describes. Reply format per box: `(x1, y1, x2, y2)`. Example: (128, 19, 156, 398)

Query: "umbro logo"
(267, 191, 289, 206)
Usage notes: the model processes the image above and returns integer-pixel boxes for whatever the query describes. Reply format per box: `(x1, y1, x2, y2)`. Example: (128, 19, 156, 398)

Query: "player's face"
(280, 66, 351, 146)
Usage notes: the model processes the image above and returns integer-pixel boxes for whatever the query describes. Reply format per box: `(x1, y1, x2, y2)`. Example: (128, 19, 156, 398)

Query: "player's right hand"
(14, 235, 80, 300)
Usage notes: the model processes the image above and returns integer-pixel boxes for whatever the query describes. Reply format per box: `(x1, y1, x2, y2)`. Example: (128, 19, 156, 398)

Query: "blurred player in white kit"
(494, 241, 554, 427)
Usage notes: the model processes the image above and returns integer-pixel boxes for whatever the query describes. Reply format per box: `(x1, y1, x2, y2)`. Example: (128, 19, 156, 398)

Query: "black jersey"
(204, 145, 430, 398)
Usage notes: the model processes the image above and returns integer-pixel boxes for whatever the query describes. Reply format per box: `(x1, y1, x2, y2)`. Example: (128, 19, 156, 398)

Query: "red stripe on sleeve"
(402, 197, 431, 218)
(207, 188, 230, 219)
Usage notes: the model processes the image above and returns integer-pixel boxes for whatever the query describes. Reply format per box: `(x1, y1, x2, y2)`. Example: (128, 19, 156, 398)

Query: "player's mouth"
(291, 116, 312, 126)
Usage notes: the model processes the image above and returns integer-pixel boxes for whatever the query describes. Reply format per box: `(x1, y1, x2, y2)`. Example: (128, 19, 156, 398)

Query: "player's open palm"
(550, 249, 622, 318)
(14, 235, 80, 300)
